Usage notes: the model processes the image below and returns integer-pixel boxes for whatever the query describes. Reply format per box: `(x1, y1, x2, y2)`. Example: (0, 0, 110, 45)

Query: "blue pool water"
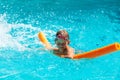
(0, 0, 120, 80)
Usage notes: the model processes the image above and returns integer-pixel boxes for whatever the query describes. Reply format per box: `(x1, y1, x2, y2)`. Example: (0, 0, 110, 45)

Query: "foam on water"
(0, 14, 41, 51)
(0, 14, 21, 49)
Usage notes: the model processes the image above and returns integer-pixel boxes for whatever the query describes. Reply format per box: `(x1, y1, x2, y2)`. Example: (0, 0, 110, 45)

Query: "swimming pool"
(0, 0, 120, 80)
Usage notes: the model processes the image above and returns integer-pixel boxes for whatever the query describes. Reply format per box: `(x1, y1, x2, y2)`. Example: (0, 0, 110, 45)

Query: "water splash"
(0, 14, 40, 51)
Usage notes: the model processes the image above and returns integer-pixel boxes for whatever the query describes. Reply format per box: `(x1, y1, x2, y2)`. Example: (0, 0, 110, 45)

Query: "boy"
(53, 30, 74, 58)
(45, 30, 74, 58)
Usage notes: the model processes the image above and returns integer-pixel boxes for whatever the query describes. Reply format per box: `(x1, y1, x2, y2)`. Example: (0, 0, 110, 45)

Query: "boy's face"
(55, 39, 67, 49)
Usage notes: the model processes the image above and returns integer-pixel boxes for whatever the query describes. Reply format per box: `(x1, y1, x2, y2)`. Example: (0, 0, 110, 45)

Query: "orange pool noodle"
(38, 32, 51, 47)
(73, 43, 120, 59)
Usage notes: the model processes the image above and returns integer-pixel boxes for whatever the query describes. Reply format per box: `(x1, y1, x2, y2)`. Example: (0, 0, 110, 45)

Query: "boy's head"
(55, 30, 70, 48)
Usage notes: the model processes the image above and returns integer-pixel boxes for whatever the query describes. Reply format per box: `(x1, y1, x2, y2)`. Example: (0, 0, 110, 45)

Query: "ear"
(67, 40, 70, 44)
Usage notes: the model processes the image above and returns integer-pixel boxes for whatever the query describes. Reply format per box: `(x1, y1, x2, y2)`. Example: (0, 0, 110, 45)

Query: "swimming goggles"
(56, 34, 68, 40)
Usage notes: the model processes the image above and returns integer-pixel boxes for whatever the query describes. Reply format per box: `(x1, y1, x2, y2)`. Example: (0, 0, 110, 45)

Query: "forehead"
(56, 31, 68, 37)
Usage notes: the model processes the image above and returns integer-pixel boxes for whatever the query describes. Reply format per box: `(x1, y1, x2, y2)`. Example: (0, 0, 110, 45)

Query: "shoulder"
(52, 48, 59, 54)
(48, 47, 58, 53)
(53, 48, 58, 51)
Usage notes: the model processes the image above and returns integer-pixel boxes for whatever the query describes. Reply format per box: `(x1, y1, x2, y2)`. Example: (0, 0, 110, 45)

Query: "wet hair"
(55, 30, 70, 44)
